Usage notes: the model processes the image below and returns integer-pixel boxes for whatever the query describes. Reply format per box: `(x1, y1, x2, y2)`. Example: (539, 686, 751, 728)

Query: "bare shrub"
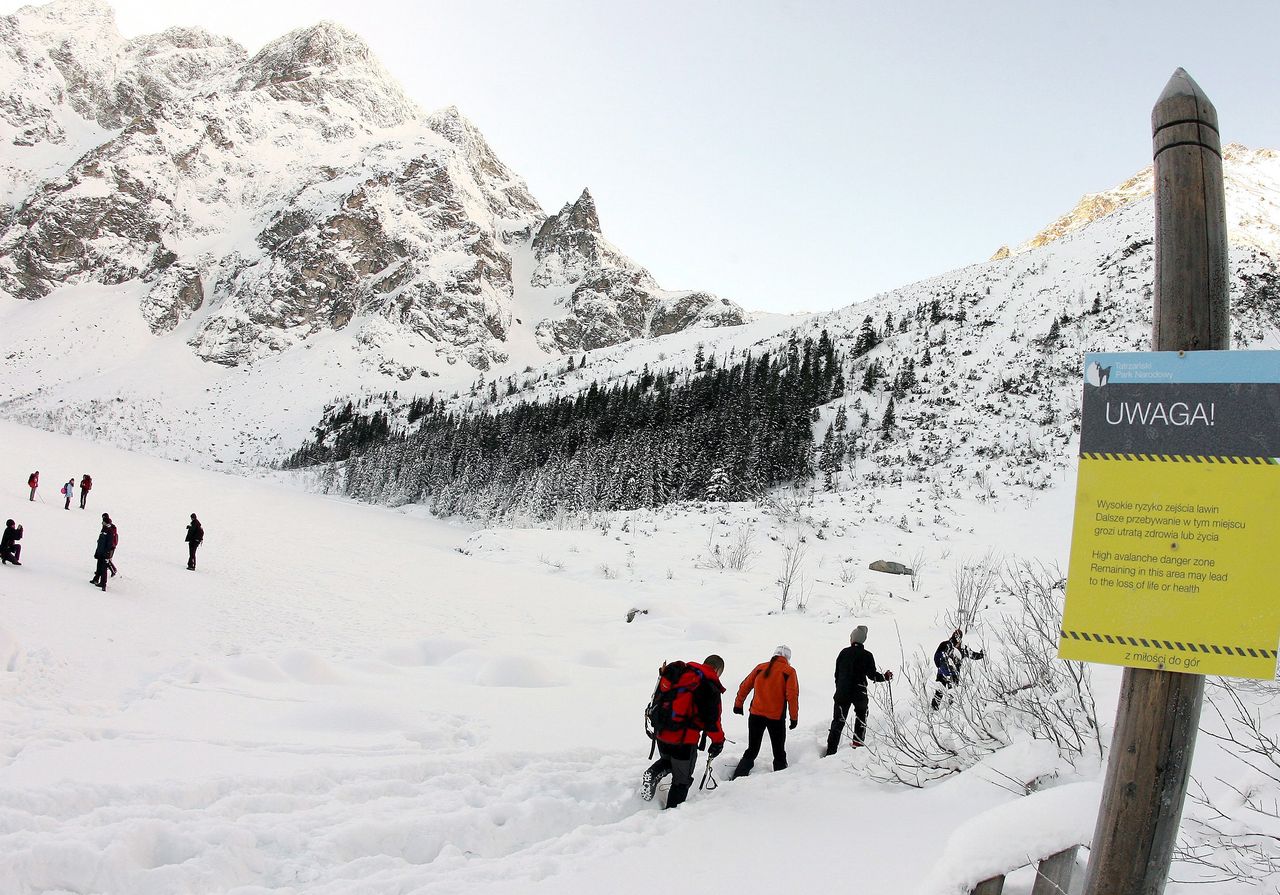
(1177, 680, 1280, 886)
(841, 587, 883, 617)
(908, 547, 929, 593)
(776, 537, 808, 612)
(725, 522, 759, 571)
(861, 559, 1099, 787)
(948, 549, 999, 631)
(1172, 681, 1280, 886)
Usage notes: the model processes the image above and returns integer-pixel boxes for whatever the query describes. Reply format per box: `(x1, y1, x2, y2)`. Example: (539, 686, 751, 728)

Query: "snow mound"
(919, 782, 1101, 895)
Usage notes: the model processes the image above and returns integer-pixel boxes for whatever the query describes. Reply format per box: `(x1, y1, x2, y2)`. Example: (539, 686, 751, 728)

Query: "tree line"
(285, 333, 846, 519)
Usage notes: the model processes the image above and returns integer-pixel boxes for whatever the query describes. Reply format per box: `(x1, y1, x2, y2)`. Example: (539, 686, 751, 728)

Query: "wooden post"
(1081, 68, 1227, 895)
(1032, 847, 1080, 895)
(971, 875, 1005, 895)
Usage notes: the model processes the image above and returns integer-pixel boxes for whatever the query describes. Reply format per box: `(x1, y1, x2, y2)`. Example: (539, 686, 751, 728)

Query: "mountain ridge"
(0, 0, 746, 379)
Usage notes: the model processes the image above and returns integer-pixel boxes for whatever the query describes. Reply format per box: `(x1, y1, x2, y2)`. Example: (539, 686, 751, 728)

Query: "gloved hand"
(733, 705, 744, 715)
(973, 650, 985, 660)
(789, 718, 798, 730)
(708, 741, 724, 758)
(884, 670, 894, 681)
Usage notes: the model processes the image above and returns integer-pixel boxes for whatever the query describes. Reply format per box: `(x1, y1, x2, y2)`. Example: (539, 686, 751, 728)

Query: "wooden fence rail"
(971, 846, 1082, 895)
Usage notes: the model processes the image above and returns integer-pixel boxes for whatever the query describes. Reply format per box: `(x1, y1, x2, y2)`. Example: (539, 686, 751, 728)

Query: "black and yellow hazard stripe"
(1060, 628, 1279, 659)
(1081, 453, 1279, 464)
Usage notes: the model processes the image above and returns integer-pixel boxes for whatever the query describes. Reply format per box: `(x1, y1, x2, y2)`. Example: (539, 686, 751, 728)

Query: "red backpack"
(645, 661, 707, 741)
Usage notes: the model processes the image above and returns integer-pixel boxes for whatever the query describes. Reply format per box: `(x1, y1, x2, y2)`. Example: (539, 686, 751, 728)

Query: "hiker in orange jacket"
(730, 645, 799, 779)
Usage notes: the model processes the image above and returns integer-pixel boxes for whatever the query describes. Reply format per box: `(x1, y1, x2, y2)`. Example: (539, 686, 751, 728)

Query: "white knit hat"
(850, 625, 868, 645)
(773, 645, 792, 660)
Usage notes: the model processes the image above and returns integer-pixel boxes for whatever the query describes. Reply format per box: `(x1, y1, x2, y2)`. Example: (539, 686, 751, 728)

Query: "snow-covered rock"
(0, 0, 745, 377)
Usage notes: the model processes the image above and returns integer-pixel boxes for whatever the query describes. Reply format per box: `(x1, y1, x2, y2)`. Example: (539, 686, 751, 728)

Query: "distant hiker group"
(6, 470, 206, 580)
(641, 624, 983, 808)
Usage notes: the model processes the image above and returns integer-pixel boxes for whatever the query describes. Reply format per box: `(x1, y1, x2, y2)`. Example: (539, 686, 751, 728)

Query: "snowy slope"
(0, 418, 1092, 895)
(2, 418, 1275, 893)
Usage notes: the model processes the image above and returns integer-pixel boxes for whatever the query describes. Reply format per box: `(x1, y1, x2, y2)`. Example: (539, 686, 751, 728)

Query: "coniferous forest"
(285, 333, 846, 519)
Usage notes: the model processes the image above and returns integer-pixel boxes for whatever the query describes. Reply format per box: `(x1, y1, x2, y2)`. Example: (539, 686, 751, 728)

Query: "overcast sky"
(10, 0, 1280, 313)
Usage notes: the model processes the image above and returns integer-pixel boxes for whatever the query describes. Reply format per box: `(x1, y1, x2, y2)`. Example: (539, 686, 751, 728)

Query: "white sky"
(9, 0, 1280, 313)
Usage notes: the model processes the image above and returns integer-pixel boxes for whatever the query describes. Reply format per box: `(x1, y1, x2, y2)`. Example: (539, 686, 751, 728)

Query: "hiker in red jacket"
(27, 471, 38, 502)
(640, 655, 726, 809)
(79, 474, 92, 509)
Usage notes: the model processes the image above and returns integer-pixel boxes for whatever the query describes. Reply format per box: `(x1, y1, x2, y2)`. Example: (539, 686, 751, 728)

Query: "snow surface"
(4, 417, 1274, 894)
(0, 418, 1085, 893)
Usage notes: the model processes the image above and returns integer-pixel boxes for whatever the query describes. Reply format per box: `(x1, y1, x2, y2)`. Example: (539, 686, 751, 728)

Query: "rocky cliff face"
(530, 189, 743, 352)
(0, 0, 745, 374)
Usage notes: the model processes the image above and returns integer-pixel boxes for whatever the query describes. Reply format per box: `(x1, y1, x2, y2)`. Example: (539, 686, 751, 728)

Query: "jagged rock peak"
(10, 0, 116, 30)
(427, 105, 484, 144)
(426, 106, 508, 169)
(247, 20, 373, 74)
(235, 20, 419, 126)
(566, 189, 598, 232)
(532, 188, 603, 265)
(124, 25, 245, 57)
(553, 189, 600, 234)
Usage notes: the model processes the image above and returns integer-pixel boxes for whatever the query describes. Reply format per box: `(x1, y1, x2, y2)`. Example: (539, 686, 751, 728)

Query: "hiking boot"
(640, 769, 660, 801)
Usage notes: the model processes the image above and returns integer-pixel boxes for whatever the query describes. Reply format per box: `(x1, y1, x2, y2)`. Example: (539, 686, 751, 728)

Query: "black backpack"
(645, 661, 706, 744)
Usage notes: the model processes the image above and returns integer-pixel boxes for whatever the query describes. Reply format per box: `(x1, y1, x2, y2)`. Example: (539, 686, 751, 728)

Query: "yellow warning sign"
(1062, 457, 1280, 677)
(1060, 351, 1280, 679)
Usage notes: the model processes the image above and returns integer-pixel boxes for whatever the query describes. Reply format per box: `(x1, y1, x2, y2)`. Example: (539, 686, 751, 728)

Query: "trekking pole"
(700, 758, 718, 791)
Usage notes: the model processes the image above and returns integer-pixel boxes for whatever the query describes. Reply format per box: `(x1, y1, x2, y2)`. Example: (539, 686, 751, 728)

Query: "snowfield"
(3, 419, 1270, 895)
(0, 417, 1115, 895)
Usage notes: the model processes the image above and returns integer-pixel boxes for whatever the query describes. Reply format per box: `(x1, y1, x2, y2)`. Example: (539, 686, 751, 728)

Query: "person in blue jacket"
(931, 628, 984, 709)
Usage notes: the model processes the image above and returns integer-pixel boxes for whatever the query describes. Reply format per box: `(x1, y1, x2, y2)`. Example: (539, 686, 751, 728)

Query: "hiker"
(90, 513, 116, 591)
(641, 654, 727, 809)
(931, 628, 985, 710)
(1, 520, 22, 565)
(825, 625, 893, 756)
(27, 471, 38, 501)
(185, 513, 203, 570)
(61, 478, 74, 510)
(79, 474, 92, 509)
(730, 645, 799, 779)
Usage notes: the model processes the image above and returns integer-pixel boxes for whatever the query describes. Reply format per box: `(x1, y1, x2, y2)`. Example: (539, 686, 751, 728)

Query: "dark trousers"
(645, 741, 697, 809)
(826, 690, 870, 754)
(92, 557, 109, 589)
(733, 714, 787, 778)
(1, 545, 18, 564)
(931, 674, 956, 710)
(64, 493, 72, 509)
(29, 487, 35, 501)
(188, 542, 199, 569)
(80, 492, 88, 509)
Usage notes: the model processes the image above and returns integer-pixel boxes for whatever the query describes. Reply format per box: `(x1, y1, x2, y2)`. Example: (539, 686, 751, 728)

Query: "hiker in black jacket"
(1, 519, 22, 565)
(185, 514, 204, 570)
(931, 628, 984, 710)
(90, 514, 116, 591)
(825, 625, 893, 756)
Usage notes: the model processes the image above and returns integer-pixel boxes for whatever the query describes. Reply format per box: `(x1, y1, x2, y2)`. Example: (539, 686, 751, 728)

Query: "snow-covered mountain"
(0, 0, 744, 376)
(375, 144, 1280, 519)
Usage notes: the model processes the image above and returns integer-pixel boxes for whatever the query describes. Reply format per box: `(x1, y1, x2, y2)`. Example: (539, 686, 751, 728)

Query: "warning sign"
(1060, 351, 1280, 679)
